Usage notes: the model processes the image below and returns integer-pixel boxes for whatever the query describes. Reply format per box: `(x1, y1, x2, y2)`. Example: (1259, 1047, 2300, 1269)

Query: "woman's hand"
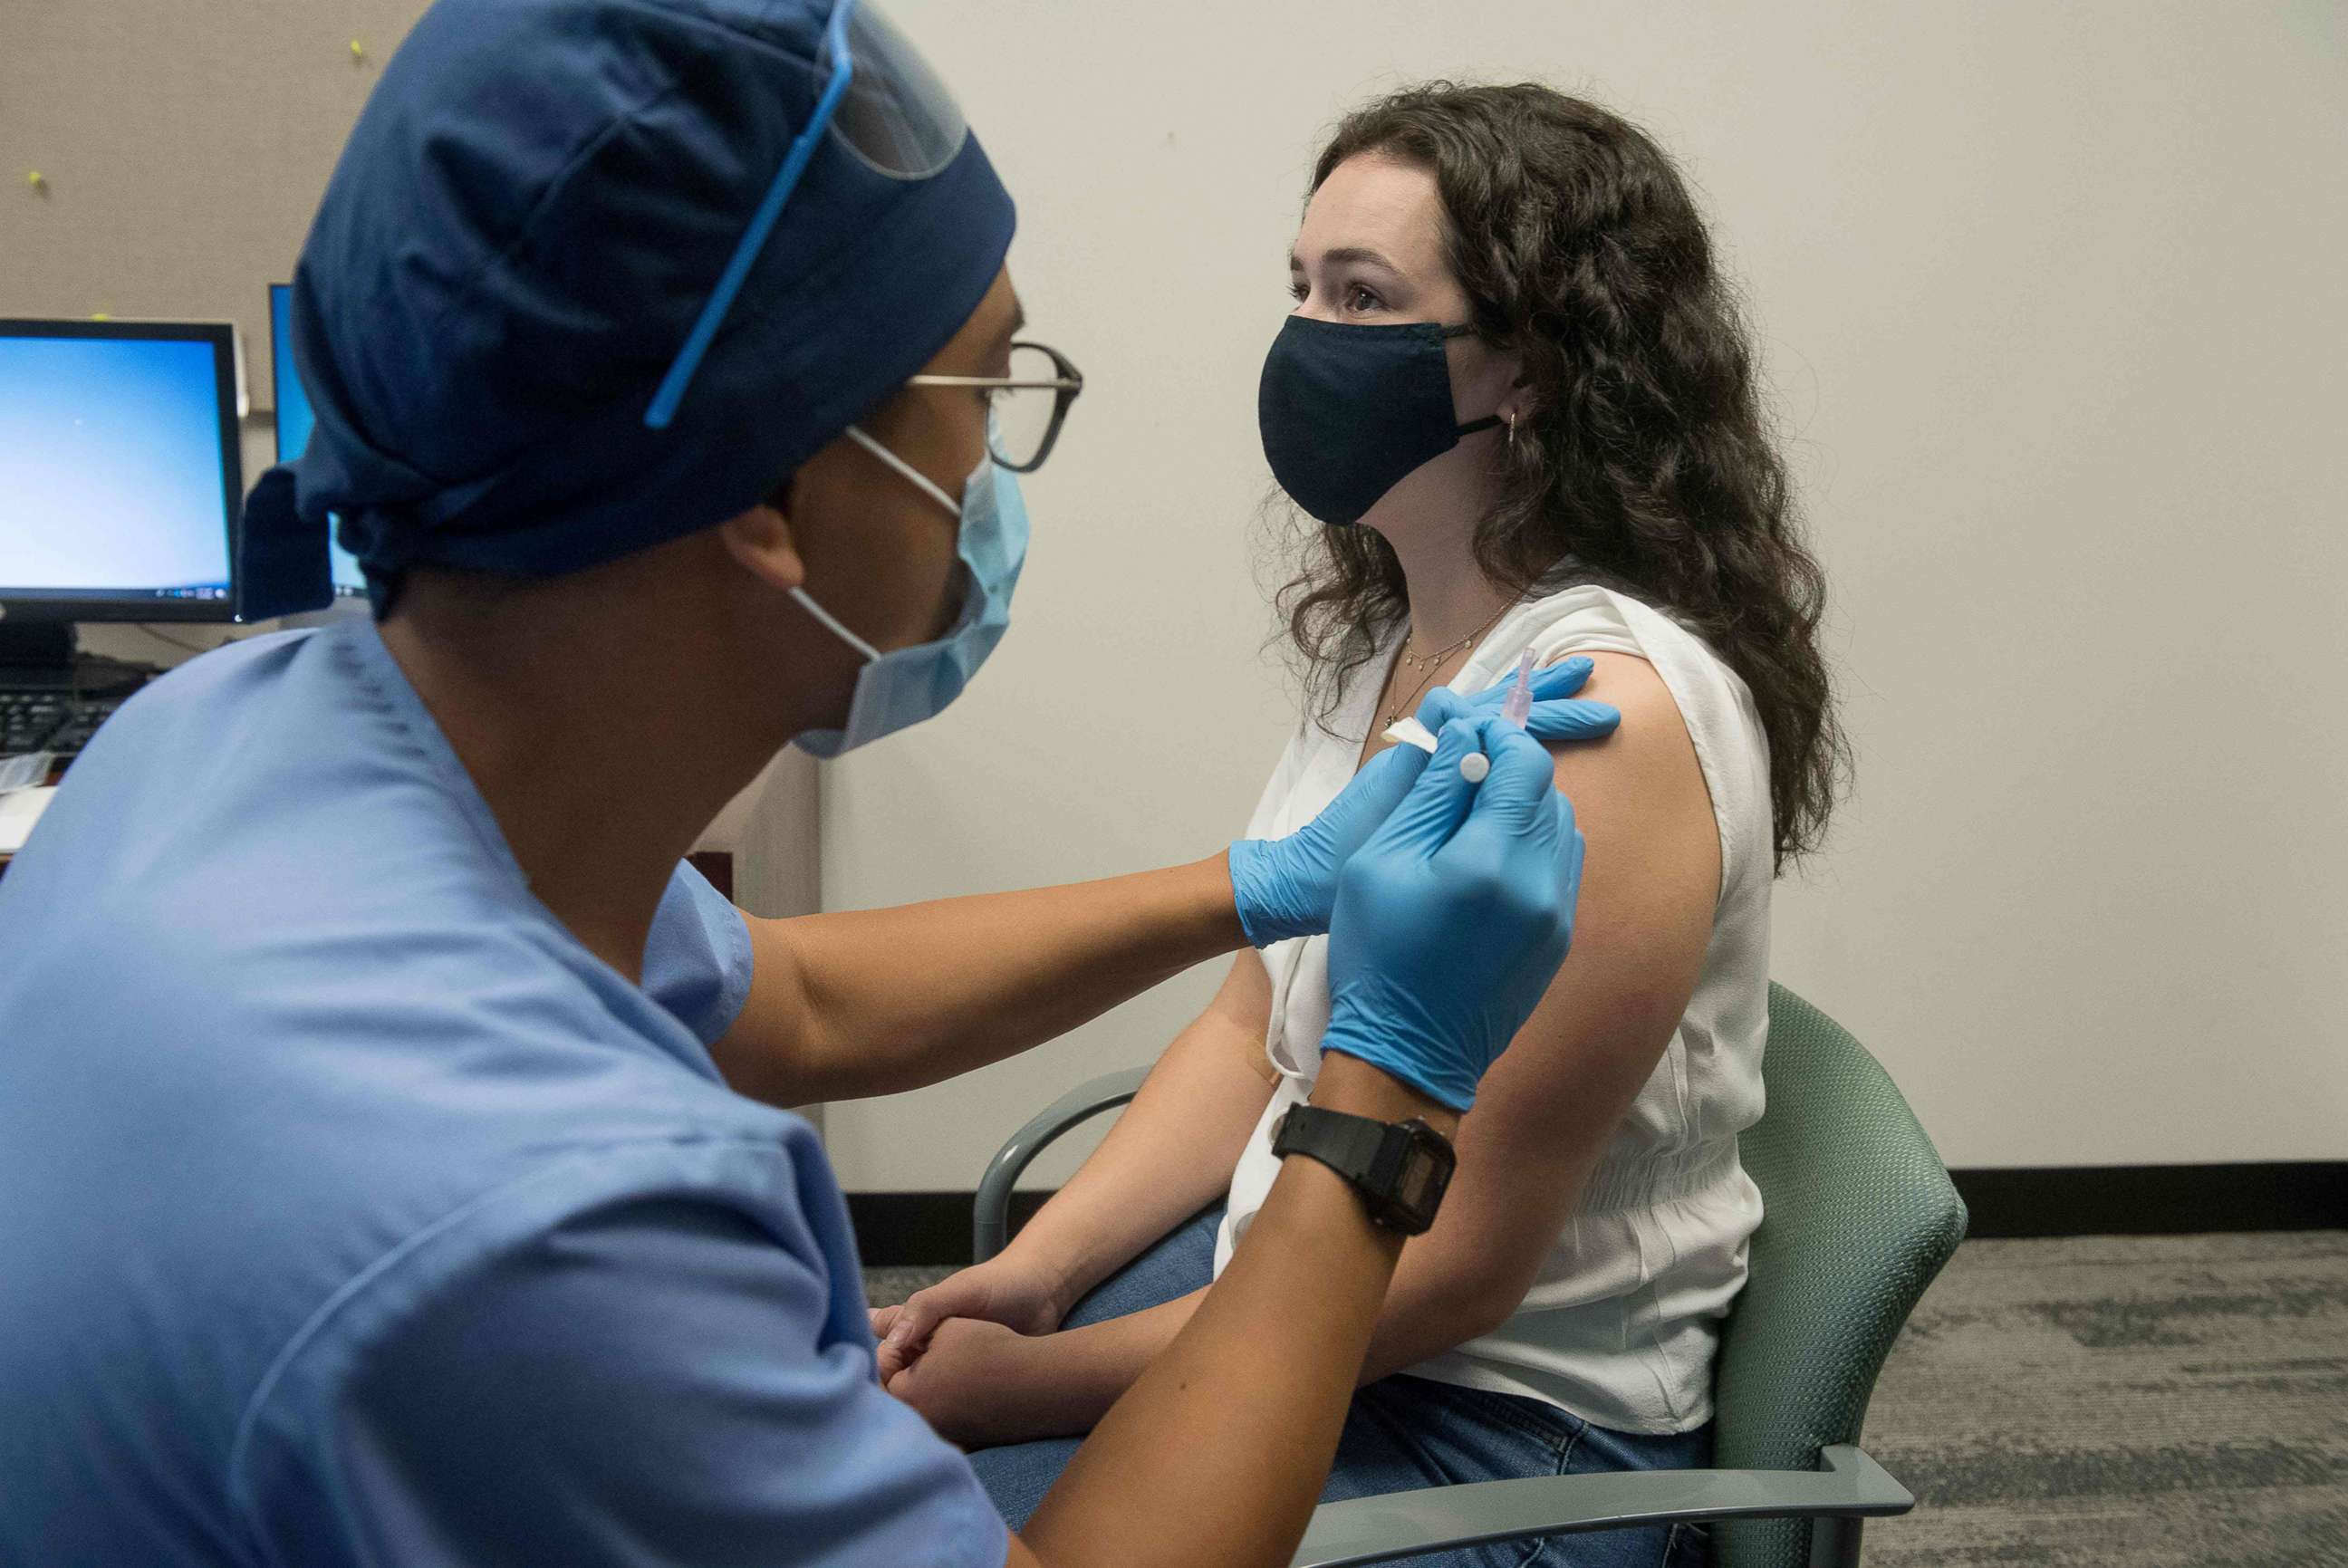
(868, 1255, 1069, 1381)
(883, 1317, 1077, 1450)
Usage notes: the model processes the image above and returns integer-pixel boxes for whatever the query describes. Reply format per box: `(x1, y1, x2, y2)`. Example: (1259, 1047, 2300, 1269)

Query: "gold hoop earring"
(1506, 411, 1519, 451)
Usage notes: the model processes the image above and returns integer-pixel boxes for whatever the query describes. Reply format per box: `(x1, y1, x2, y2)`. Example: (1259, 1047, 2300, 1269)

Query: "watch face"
(1396, 1153, 1439, 1212)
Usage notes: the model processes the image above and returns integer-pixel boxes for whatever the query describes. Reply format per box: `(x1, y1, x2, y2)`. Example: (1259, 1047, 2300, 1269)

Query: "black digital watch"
(1270, 1104, 1458, 1236)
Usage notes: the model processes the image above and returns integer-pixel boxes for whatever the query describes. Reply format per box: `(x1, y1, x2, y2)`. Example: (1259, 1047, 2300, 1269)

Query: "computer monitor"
(0, 319, 242, 627)
(268, 284, 366, 598)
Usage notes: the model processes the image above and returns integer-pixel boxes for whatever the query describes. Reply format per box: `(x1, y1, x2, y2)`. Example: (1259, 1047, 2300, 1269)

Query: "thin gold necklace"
(1381, 600, 1514, 732)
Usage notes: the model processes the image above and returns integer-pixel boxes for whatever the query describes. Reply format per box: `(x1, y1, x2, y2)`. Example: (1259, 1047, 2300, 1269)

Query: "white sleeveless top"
(1212, 581, 1774, 1435)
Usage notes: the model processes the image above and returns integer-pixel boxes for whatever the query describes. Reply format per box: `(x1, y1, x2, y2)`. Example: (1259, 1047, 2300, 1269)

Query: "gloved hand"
(1229, 741, 1429, 948)
(1316, 715, 1585, 1111)
(1420, 653, 1621, 743)
(1227, 656, 1615, 948)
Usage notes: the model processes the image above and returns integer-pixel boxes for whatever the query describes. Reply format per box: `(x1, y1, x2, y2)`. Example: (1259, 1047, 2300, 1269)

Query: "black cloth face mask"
(1257, 314, 1502, 525)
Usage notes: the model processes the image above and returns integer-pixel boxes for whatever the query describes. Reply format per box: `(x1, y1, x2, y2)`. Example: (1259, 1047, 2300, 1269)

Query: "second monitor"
(268, 284, 367, 600)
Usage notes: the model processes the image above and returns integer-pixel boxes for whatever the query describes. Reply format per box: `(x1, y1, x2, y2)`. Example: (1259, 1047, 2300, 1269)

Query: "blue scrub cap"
(239, 0, 1015, 620)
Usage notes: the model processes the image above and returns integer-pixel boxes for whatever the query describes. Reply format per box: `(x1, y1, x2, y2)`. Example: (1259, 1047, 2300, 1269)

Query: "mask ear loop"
(785, 423, 972, 663)
(789, 584, 882, 663)
(845, 425, 962, 516)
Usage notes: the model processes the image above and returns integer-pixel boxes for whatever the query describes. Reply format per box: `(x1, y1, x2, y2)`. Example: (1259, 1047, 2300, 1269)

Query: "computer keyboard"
(1, 688, 130, 758)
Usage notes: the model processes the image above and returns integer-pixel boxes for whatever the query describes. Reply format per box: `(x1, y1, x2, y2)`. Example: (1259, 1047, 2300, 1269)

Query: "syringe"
(1500, 647, 1536, 729)
(1455, 649, 1539, 783)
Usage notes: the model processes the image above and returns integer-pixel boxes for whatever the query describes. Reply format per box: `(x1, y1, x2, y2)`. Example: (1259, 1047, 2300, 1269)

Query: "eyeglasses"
(907, 340, 1084, 472)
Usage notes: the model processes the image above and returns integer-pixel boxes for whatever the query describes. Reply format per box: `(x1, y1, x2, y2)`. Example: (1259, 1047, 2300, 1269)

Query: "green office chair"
(973, 983, 1968, 1568)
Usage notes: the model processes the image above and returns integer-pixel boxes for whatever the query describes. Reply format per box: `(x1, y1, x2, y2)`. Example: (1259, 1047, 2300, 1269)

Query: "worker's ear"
(717, 498, 808, 595)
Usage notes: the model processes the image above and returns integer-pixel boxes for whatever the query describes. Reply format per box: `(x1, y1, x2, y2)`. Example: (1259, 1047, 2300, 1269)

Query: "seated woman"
(871, 82, 1844, 1568)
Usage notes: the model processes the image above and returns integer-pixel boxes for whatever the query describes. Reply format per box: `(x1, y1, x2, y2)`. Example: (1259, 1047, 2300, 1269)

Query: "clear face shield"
(644, 0, 971, 429)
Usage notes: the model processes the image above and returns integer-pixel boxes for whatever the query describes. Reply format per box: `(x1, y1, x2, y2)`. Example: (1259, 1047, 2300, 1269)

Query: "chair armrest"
(1290, 1444, 1913, 1568)
(972, 1065, 1151, 1262)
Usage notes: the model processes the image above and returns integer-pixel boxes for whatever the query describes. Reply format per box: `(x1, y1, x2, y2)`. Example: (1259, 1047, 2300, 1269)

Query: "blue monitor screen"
(270, 284, 365, 597)
(0, 330, 235, 606)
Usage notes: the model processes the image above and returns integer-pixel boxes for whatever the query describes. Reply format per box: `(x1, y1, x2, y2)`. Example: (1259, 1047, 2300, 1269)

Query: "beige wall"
(1, 3, 433, 408)
(8, 4, 2342, 1192)
(819, 0, 2347, 1189)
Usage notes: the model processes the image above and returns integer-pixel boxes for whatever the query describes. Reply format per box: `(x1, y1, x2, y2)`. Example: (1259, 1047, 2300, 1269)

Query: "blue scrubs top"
(0, 620, 1006, 1567)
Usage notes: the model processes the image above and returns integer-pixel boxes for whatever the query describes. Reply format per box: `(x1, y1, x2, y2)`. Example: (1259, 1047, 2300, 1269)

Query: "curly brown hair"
(1274, 82, 1847, 870)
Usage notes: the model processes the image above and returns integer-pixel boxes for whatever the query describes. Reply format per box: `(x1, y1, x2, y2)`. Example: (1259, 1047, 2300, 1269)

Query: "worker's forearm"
(744, 855, 1245, 1103)
(1020, 1057, 1457, 1568)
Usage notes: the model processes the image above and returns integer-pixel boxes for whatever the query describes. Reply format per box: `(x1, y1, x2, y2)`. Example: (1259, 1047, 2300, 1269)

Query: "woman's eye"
(1346, 284, 1383, 313)
(1287, 280, 1309, 303)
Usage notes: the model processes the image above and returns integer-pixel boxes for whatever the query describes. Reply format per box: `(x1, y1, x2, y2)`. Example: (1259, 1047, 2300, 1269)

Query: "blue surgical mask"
(789, 419, 1028, 758)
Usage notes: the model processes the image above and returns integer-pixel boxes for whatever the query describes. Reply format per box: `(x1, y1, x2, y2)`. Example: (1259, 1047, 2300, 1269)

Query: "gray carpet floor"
(866, 1229, 2348, 1564)
(1861, 1229, 2345, 1566)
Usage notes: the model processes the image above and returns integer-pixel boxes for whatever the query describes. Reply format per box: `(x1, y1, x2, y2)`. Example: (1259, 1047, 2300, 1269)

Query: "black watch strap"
(1271, 1104, 1456, 1236)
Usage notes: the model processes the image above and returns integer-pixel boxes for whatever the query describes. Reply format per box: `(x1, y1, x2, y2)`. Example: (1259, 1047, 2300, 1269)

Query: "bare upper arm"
(707, 911, 819, 1104)
(1398, 650, 1721, 1313)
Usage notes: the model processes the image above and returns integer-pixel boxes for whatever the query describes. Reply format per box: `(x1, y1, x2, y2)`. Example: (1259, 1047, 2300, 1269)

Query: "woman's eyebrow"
(1290, 245, 1402, 275)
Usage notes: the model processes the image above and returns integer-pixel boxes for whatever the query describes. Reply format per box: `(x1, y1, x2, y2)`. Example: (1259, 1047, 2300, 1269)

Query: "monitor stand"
(0, 622, 155, 695)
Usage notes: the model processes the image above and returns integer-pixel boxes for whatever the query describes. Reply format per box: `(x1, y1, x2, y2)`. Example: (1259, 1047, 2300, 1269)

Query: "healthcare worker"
(0, 4, 1621, 1565)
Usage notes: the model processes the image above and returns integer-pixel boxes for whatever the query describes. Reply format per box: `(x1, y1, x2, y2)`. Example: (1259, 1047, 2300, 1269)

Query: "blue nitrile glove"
(1420, 654, 1621, 742)
(1229, 741, 1430, 947)
(1316, 715, 1586, 1111)
(1227, 658, 1614, 948)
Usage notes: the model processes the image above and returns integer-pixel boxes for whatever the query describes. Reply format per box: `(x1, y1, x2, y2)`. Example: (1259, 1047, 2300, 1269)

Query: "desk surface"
(1, 755, 72, 872)
(0, 785, 55, 864)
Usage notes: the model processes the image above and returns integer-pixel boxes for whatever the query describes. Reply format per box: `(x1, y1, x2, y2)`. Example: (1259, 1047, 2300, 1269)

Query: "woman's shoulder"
(1474, 576, 1775, 897)
(1463, 579, 1709, 696)
(1483, 581, 1641, 670)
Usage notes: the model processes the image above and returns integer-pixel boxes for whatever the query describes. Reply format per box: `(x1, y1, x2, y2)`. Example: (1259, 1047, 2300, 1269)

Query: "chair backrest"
(1712, 984, 1968, 1568)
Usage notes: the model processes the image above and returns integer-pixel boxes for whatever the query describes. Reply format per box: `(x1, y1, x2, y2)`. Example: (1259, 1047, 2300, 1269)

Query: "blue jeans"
(968, 1206, 1714, 1568)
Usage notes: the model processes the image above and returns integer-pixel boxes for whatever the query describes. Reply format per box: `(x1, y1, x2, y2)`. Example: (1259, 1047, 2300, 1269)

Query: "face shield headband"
(646, 0, 969, 429)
